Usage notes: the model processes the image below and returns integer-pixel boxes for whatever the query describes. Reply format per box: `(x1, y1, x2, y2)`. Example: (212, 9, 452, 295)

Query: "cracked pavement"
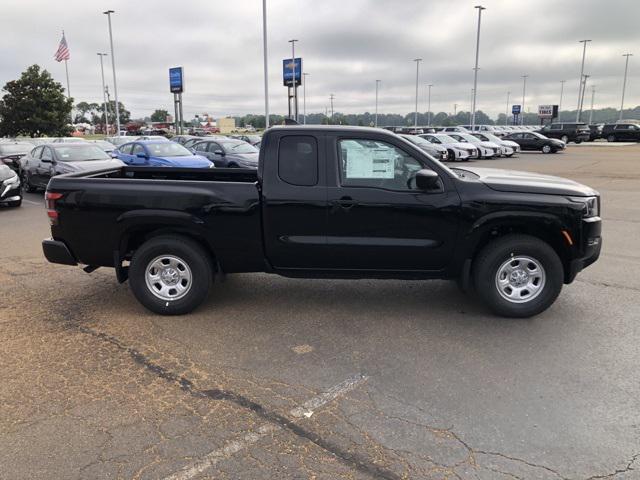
(1, 145, 639, 479)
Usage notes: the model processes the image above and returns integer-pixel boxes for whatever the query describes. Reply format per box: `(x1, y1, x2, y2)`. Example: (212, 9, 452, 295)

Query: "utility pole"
(521, 75, 528, 125)
(103, 10, 121, 136)
(578, 74, 590, 122)
(471, 5, 486, 129)
(588, 84, 596, 124)
(97, 53, 109, 135)
(375, 80, 381, 127)
(576, 39, 592, 122)
(427, 84, 433, 126)
(559, 80, 566, 119)
(329, 94, 335, 122)
(413, 58, 422, 127)
(620, 53, 633, 121)
(303, 72, 309, 124)
(288, 39, 298, 122)
(262, 0, 270, 128)
(454, 103, 457, 117)
(505, 91, 510, 126)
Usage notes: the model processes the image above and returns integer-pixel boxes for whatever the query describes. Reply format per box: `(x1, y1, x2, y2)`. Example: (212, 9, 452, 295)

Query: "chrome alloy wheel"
(144, 255, 192, 301)
(495, 255, 546, 304)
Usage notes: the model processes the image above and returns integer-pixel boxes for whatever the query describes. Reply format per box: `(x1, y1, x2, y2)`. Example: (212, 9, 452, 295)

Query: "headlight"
(208, 163, 216, 168)
(2, 173, 19, 186)
(570, 196, 599, 218)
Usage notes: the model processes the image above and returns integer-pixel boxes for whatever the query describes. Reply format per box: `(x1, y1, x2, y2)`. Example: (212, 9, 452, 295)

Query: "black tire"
(22, 173, 37, 193)
(541, 144, 552, 154)
(446, 149, 455, 162)
(472, 234, 563, 318)
(8, 198, 22, 207)
(129, 235, 213, 315)
(575, 139, 582, 144)
(607, 135, 616, 142)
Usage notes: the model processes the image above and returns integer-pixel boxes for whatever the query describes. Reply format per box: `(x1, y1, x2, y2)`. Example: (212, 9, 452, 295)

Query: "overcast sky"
(1, 0, 638, 119)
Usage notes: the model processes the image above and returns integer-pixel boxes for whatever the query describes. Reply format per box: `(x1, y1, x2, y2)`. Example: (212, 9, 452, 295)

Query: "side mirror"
(41, 158, 52, 163)
(415, 169, 439, 190)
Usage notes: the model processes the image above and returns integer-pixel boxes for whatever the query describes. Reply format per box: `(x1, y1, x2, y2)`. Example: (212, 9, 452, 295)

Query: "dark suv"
(537, 122, 590, 144)
(602, 123, 640, 142)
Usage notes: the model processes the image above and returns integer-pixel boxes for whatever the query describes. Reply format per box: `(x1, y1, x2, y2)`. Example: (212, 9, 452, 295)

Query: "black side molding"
(42, 239, 77, 266)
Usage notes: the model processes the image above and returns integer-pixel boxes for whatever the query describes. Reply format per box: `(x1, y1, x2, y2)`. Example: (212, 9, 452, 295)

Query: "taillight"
(45, 191, 63, 225)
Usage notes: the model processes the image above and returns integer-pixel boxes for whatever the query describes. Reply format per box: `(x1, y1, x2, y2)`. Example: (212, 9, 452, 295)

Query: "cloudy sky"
(1, 0, 638, 120)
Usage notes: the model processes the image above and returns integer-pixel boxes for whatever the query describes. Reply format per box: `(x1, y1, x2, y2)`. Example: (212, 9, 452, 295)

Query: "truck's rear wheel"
(129, 235, 212, 315)
(473, 234, 563, 318)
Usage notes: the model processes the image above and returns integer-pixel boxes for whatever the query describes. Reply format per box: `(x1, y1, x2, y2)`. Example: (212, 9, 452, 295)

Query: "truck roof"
(267, 125, 399, 137)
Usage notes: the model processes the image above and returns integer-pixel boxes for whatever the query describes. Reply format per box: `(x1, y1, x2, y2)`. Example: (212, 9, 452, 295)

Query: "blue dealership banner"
(169, 67, 184, 93)
(283, 58, 302, 86)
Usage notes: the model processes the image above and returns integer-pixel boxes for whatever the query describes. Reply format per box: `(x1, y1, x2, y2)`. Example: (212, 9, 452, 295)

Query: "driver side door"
(325, 135, 460, 271)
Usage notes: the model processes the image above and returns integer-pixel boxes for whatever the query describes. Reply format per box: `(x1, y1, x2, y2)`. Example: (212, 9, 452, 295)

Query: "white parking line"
(22, 199, 41, 206)
(163, 374, 368, 480)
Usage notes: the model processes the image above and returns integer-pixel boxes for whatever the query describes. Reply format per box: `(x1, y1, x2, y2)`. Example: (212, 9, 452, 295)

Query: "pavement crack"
(585, 452, 639, 479)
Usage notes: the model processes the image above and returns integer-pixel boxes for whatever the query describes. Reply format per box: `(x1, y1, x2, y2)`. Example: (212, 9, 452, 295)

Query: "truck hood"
(455, 166, 598, 197)
(56, 159, 124, 173)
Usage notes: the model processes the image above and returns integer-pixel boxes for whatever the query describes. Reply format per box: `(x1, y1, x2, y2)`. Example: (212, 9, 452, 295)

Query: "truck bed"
(47, 166, 265, 273)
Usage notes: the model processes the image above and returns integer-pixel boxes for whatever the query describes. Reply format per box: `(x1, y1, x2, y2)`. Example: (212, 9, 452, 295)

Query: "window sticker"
(345, 145, 394, 179)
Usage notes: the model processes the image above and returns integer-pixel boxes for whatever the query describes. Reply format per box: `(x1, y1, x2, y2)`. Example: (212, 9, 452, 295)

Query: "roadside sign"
(538, 105, 558, 119)
(512, 105, 521, 115)
(169, 67, 184, 93)
(283, 58, 302, 86)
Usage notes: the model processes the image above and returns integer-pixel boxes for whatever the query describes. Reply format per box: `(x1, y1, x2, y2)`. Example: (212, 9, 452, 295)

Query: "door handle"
(334, 196, 357, 210)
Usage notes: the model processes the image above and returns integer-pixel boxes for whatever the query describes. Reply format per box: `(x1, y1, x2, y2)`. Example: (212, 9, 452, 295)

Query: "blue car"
(114, 140, 213, 168)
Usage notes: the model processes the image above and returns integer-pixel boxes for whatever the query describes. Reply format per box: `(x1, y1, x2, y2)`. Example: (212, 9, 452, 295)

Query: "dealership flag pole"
(289, 39, 298, 122)
(427, 84, 433, 126)
(521, 75, 528, 125)
(559, 80, 565, 118)
(619, 53, 633, 121)
(413, 58, 422, 127)
(471, 5, 485, 130)
(262, 0, 270, 128)
(589, 84, 596, 124)
(375, 80, 381, 127)
(505, 91, 510, 126)
(97, 53, 109, 134)
(576, 40, 591, 122)
(303, 72, 309, 124)
(104, 10, 121, 136)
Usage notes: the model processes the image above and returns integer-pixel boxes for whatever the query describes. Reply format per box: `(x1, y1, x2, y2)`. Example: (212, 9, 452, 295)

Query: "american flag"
(54, 33, 70, 62)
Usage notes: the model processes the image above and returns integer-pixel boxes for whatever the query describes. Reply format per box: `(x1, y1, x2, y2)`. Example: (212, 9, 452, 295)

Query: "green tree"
(0, 64, 73, 137)
(150, 109, 169, 122)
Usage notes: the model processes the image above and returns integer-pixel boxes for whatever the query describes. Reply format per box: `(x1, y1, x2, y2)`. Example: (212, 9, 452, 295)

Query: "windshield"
(246, 135, 261, 143)
(92, 141, 113, 150)
(221, 140, 258, 154)
(455, 134, 481, 144)
(0, 143, 32, 154)
(428, 134, 458, 144)
(54, 145, 111, 161)
(146, 142, 192, 157)
(402, 135, 432, 147)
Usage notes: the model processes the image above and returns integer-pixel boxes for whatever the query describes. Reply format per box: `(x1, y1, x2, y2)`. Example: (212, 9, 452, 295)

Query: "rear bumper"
(42, 238, 78, 266)
(567, 217, 602, 283)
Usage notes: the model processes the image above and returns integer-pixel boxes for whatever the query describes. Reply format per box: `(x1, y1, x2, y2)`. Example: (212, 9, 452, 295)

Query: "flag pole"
(62, 30, 72, 124)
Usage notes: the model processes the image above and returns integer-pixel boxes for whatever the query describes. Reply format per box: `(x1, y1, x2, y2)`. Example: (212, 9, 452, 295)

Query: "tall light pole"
(302, 72, 309, 124)
(505, 91, 510, 126)
(576, 40, 592, 122)
(521, 75, 528, 125)
(589, 84, 596, 124)
(427, 84, 433, 126)
(262, 0, 270, 128)
(97, 53, 109, 134)
(413, 58, 422, 127)
(471, 5, 486, 129)
(578, 74, 590, 121)
(288, 39, 298, 121)
(375, 79, 381, 127)
(329, 94, 335, 121)
(103, 10, 121, 136)
(559, 80, 566, 120)
(620, 53, 633, 120)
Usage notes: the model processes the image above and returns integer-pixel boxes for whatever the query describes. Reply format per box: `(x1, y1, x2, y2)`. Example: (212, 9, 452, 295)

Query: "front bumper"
(567, 217, 602, 283)
(0, 183, 21, 202)
(42, 238, 78, 266)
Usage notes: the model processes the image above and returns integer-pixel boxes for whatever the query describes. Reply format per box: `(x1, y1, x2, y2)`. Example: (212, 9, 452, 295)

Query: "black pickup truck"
(42, 126, 602, 318)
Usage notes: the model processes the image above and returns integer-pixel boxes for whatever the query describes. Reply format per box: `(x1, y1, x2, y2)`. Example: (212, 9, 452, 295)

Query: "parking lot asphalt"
(1, 144, 639, 480)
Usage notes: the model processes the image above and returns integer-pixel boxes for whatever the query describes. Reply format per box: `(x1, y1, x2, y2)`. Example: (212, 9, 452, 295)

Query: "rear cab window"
(278, 136, 318, 186)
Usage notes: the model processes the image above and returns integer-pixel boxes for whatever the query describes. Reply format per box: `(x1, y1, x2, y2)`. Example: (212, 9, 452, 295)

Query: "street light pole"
(589, 84, 596, 124)
(471, 5, 485, 129)
(262, 0, 270, 128)
(558, 80, 566, 118)
(620, 53, 633, 120)
(375, 79, 381, 127)
(302, 72, 309, 124)
(97, 53, 109, 135)
(576, 39, 592, 122)
(288, 39, 298, 122)
(521, 75, 528, 125)
(413, 58, 422, 127)
(505, 91, 510, 126)
(427, 84, 433, 126)
(103, 10, 121, 136)
(578, 74, 590, 121)
(329, 94, 335, 122)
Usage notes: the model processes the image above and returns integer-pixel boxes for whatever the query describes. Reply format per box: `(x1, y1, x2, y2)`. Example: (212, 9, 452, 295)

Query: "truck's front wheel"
(473, 235, 563, 318)
(129, 235, 212, 315)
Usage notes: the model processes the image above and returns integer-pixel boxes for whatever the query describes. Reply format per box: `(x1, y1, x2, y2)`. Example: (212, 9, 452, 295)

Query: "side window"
(31, 146, 43, 158)
(278, 135, 318, 187)
(41, 147, 53, 161)
(208, 142, 222, 153)
(119, 144, 132, 155)
(615, 125, 629, 130)
(131, 144, 145, 155)
(194, 142, 208, 152)
(523, 133, 536, 139)
(338, 139, 423, 191)
(550, 124, 561, 130)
